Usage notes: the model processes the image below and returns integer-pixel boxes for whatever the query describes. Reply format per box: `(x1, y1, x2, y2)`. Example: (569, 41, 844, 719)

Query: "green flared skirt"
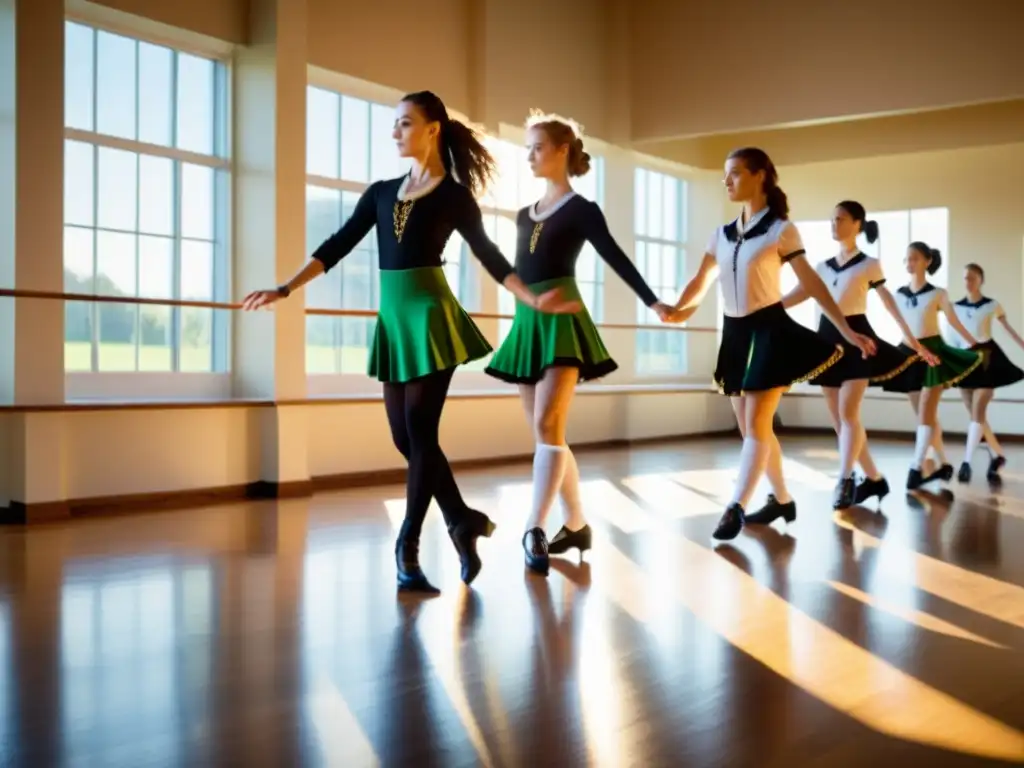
(367, 267, 492, 383)
(880, 334, 983, 393)
(485, 277, 617, 384)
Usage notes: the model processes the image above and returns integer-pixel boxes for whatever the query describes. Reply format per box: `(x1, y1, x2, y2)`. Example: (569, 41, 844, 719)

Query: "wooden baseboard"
(0, 429, 740, 525)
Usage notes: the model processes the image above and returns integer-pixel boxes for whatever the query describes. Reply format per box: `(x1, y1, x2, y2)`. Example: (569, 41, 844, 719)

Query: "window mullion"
(170, 52, 182, 373)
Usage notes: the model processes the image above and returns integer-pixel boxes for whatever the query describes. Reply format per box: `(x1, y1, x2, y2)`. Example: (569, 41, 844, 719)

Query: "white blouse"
(894, 283, 945, 339)
(951, 297, 1003, 347)
(707, 208, 806, 317)
(816, 253, 886, 316)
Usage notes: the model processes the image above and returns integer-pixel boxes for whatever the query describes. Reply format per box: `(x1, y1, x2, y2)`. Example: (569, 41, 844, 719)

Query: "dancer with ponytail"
(950, 263, 1024, 482)
(242, 91, 580, 594)
(783, 201, 939, 509)
(485, 114, 674, 575)
(880, 242, 983, 490)
(668, 148, 876, 540)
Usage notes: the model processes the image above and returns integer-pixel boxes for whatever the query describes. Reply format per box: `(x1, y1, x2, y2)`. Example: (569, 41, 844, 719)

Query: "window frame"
(633, 165, 689, 377)
(61, 12, 234, 402)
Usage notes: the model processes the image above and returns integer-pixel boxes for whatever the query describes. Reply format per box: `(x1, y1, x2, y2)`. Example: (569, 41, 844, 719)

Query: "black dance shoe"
(987, 454, 1006, 480)
(745, 494, 797, 526)
(924, 463, 954, 484)
(906, 468, 924, 491)
(547, 524, 592, 557)
(523, 527, 549, 575)
(448, 509, 496, 586)
(713, 503, 745, 541)
(395, 527, 440, 594)
(957, 462, 972, 484)
(854, 475, 890, 504)
(832, 476, 856, 510)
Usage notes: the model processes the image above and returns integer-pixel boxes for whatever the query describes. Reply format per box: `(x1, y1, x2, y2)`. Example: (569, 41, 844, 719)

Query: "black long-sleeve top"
(310, 175, 515, 284)
(515, 194, 659, 306)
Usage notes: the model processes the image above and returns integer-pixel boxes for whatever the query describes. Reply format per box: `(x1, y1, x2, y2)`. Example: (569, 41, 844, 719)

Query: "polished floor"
(2, 435, 1024, 767)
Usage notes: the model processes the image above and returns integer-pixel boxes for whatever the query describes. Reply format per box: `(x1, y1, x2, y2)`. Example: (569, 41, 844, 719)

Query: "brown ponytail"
(401, 90, 496, 197)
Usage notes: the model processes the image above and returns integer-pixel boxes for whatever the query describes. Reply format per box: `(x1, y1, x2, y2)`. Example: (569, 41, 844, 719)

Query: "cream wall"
(774, 142, 1024, 436)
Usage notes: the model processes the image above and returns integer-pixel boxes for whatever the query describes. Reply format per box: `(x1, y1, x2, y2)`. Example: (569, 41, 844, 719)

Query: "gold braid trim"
(869, 352, 921, 384)
(939, 348, 985, 389)
(790, 344, 845, 387)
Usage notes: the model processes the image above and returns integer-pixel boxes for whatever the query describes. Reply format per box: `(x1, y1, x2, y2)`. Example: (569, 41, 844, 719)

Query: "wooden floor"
(2, 436, 1024, 767)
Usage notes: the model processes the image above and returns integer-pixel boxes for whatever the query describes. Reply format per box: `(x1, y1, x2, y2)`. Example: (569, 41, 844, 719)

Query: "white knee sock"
(965, 421, 984, 463)
(983, 422, 1004, 457)
(731, 437, 770, 509)
(559, 448, 586, 530)
(527, 444, 569, 531)
(913, 426, 933, 469)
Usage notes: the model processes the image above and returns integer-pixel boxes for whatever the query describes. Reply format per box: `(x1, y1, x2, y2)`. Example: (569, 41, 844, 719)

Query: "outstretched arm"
(875, 284, 940, 365)
(454, 188, 580, 314)
(788, 254, 875, 357)
(242, 182, 378, 310)
(998, 314, 1024, 351)
(782, 284, 810, 309)
(579, 201, 663, 309)
(666, 251, 719, 322)
(940, 291, 979, 347)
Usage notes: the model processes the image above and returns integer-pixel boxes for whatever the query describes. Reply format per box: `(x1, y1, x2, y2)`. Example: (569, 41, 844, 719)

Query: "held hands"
(241, 287, 286, 311)
(913, 342, 942, 367)
(534, 287, 583, 315)
(843, 328, 877, 359)
(651, 301, 695, 324)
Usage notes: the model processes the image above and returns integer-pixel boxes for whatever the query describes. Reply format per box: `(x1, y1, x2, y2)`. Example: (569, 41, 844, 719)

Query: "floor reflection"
(0, 437, 1023, 765)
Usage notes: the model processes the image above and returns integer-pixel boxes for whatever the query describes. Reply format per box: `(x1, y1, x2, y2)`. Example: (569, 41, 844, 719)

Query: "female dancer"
(483, 114, 673, 575)
(667, 147, 876, 541)
(950, 263, 1024, 482)
(880, 242, 982, 490)
(782, 200, 940, 509)
(241, 91, 580, 594)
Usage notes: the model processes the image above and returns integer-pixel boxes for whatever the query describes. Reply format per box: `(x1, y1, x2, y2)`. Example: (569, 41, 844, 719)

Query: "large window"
(634, 168, 687, 375)
(493, 139, 605, 340)
(63, 22, 230, 377)
(785, 208, 950, 343)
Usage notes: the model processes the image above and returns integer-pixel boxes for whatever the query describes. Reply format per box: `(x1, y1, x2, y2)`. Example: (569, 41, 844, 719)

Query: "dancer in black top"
(485, 113, 673, 575)
(667, 148, 875, 541)
(242, 91, 580, 594)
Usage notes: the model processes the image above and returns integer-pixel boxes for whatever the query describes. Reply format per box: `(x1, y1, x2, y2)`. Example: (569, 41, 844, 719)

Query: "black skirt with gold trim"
(811, 314, 915, 387)
(714, 303, 843, 396)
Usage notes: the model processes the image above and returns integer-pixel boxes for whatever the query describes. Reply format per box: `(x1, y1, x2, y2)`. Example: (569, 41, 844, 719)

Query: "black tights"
(383, 368, 468, 539)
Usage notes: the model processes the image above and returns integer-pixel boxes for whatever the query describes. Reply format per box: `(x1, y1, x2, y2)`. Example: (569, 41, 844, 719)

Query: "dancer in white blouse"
(783, 200, 940, 509)
(881, 242, 983, 490)
(668, 148, 875, 540)
(949, 263, 1024, 482)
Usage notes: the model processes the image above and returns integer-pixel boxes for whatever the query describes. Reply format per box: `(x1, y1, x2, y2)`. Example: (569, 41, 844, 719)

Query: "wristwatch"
(276, 284, 291, 298)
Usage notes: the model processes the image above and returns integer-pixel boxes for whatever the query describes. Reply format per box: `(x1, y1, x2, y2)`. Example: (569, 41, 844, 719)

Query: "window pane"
(662, 177, 679, 241)
(96, 31, 137, 140)
(97, 301, 137, 371)
(306, 185, 341, 257)
(65, 22, 94, 131)
(64, 226, 94, 291)
(646, 170, 663, 239)
(370, 103, 398, 180)
(97, 147, 138, 231)
(634, 168, 647, 236)
(65, 300, 93, 371)
(176, 53, 214, 155)
(96, 231, 136, 297)
(181, 240, 213, 300)
(138, 236, 173, 299)
(578, 245, 597, 283)
(139, 305, 172, 371)
(338, 317, 372, 373)
(306, 317, 339, 373)
(307, 87, 340, 178)
(138, 155, 174, 236)
(181, 163, 214, 240)
(180, 308, 212, 371)
(340, 96, 370, 183)
(138, 42, 174, 147)
(64, 140, 95, 227)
